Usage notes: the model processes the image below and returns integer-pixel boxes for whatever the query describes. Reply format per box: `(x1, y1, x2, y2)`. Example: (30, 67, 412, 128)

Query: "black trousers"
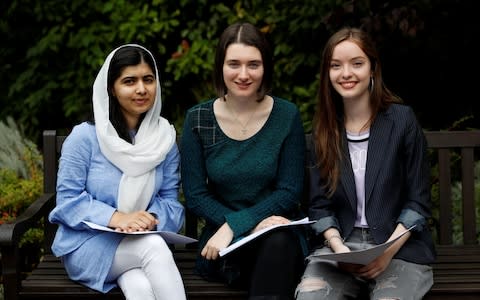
(220, 228, 304, 300)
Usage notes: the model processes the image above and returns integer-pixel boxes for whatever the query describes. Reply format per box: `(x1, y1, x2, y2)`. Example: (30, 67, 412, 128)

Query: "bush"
(0, 117, 44, 246)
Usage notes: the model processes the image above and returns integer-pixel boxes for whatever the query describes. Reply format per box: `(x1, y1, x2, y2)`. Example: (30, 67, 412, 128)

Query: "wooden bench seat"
(1, 130, 479, 299)
(17, 249, 246, 300)
(425, 245, 480, 299)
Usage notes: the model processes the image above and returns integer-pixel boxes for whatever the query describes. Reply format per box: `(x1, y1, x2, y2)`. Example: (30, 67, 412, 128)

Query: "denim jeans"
(295, 228, 433, 300)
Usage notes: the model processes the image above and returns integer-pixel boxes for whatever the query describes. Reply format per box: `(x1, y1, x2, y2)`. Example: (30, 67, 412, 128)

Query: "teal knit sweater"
(180, 97, 306, 273)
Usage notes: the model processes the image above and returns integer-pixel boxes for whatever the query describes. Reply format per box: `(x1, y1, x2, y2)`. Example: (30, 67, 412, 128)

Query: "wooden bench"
(1, 130, 480, 299)
(421, 131, 480, 300)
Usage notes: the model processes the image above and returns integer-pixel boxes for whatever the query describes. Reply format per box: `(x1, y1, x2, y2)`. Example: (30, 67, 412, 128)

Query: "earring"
(369, 77, 374, 92)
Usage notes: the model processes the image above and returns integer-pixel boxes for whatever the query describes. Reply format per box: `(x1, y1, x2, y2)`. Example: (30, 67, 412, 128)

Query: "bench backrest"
(41, 130, 480, 250)
(425, 131, 480, 245)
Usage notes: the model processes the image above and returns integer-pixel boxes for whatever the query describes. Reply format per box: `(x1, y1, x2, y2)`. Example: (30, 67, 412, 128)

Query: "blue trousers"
(295, 228, 433, 300)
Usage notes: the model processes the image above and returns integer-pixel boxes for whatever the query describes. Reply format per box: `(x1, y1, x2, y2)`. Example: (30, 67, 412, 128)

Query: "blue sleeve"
(397, 208, 427, 231)
(147, 143, 185, 233)
(48, 124, 116, 229)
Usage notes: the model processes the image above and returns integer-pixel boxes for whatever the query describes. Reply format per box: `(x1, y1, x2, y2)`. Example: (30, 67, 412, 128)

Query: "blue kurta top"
(180, 97, 307, 275)
(48, 122, 185, 292)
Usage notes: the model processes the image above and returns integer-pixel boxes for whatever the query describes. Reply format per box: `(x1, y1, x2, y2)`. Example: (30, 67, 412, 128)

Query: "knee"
(295, 276, 331, 299)
(263, 230, 299, 254)
(118, 270, 154, 299)
(143, 235, 171, 253)
(143, 235, 175, 263)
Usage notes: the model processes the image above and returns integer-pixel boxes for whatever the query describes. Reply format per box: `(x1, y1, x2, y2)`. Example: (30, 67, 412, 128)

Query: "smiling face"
(329, 40, 372, 102)
(112, 61, 156, 129)
(223, 43, 264, 100)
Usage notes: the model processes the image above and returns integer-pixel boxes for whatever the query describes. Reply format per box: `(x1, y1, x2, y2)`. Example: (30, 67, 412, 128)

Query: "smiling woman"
(47, 44, 186, 300)
(180, 22, 308, 300)
(112, 63, 156, 131)
(296, 27, 435, 300)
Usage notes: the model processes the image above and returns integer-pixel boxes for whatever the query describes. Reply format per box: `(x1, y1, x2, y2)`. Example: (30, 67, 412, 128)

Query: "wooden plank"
(425, 130, 480, 148)
(461, 147, 477, 244)
(437, 149, 452, 245)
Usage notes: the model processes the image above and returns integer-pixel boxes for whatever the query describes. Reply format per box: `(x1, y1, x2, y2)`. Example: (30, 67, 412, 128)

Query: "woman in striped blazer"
(295, 27, 435, 300)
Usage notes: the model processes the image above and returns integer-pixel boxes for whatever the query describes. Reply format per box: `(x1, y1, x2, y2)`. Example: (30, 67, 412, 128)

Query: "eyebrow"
(332, 56, 367, 61)
(121, 74, 155, 79)
(225, 59, 262, 63)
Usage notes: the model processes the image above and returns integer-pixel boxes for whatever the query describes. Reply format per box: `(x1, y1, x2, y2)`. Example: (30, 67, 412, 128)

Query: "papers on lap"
(309, 225, 416, 265)
(83, 221, 197, 244)
(219, 217, 316, 257)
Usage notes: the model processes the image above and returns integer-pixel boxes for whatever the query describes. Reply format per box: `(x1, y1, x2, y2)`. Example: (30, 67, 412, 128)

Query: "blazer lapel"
(364, 113, 393, 203)
(339, 131, 357, 211)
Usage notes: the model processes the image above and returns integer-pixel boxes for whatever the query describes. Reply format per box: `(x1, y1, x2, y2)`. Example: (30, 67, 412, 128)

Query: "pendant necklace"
(226, 101, 256, 135)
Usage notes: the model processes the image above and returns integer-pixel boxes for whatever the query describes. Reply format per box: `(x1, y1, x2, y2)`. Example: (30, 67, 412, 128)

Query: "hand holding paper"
(219, 217, 315, 257)
(83, 221, 197, 244)
(309, 225, 416, 265)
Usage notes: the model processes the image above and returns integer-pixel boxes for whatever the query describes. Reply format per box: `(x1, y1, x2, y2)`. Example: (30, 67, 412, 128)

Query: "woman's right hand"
(201, 222, 234, 260)
(109, 210, 158, 232)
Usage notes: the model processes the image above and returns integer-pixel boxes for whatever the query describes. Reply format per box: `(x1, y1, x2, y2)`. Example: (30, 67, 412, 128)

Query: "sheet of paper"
(309, 225, 416, 265)
(83, 221, 197, 244)
(219, 217, 315, 257)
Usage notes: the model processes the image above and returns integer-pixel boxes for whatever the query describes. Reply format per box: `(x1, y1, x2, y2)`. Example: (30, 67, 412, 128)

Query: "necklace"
(225, 101, 256, 135)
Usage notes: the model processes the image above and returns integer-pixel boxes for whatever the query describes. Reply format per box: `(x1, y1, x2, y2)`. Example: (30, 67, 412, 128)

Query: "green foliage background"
(1, 0, 477, 145)
(0, 3, 478, 280)
(0, 117, 43, 221)
(0, 117, 44, 248)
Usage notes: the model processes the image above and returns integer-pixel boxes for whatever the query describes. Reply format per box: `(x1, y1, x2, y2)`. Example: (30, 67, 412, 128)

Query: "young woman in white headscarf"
(48, 44, 187, 300)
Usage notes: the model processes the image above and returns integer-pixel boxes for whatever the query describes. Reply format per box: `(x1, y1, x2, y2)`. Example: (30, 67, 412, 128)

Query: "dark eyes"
(330, 61, 365, 69)
(330, 63, 340, 69)
(226, 62, 261, 69)
(122, 76, 155, 85)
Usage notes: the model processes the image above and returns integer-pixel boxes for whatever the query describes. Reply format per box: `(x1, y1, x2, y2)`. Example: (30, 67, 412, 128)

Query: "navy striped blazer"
(308, 103, 436, 265)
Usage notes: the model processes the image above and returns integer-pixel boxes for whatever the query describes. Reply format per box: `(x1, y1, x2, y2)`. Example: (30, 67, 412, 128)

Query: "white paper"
(83, 221, 197, 244)
(310, 225, 416, 265)
(219, 217, 315, 257)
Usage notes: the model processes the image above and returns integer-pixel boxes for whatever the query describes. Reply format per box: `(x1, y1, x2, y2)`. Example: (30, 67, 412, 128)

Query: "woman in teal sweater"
(180, 22, 306, 300)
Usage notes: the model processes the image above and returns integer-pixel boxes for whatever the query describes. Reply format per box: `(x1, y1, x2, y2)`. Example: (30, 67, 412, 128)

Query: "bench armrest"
(0, 192, 55, 247)
(0, 192, 56, 300)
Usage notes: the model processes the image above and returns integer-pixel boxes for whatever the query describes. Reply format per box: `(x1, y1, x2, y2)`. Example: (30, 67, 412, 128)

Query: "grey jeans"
(295, 228, 433, 300)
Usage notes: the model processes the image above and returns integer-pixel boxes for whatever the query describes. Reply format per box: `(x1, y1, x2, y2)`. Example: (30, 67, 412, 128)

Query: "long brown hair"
(313, 27, 401, 196)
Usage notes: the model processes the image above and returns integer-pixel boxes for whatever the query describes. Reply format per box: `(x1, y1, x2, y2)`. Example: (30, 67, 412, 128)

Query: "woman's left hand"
(110, 210, 158, 232)
(355, 249, 395, 279)
(252, 215, 290, 233)
(355, 223, 411, 279)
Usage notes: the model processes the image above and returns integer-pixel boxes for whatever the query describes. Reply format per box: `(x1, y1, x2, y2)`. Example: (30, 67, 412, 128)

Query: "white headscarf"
(92, 44, 176, 213)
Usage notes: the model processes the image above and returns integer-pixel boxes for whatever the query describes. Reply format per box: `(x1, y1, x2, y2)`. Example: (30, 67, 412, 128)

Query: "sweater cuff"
(225, 210, 256, 238)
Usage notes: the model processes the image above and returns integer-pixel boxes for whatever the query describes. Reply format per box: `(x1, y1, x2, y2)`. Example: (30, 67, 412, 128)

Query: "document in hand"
(219, 217, 316, 257)
(309, 225, 416, 265)
(82, 221, 198, 244)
